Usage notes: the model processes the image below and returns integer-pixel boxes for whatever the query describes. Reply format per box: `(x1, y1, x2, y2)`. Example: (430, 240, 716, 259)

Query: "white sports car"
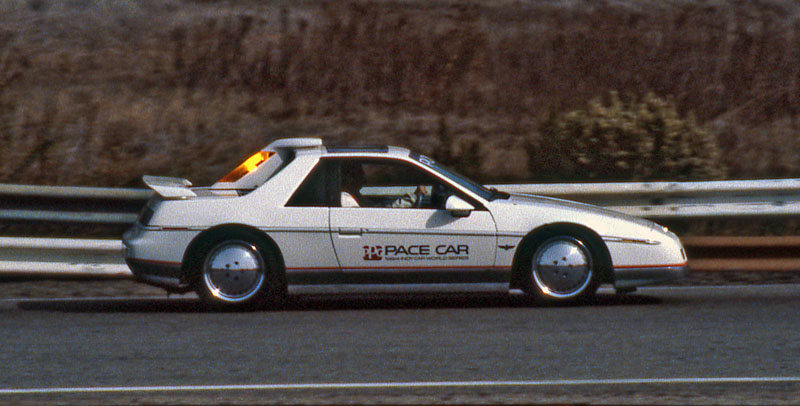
(123, 138, 688, 308)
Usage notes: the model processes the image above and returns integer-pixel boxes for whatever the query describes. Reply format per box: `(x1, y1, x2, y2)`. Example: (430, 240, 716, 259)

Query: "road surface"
(0, 285, 798, 404)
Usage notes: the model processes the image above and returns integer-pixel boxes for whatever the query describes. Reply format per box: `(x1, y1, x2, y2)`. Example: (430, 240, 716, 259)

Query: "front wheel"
(521, 234, 600, 302)
(194, 238, 284, 309)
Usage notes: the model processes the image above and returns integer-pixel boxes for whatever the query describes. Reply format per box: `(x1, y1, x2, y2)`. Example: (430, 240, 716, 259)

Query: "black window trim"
(321, 156, 489, 211)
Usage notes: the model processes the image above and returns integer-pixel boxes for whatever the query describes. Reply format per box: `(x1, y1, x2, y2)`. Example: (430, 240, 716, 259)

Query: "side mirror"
(445, 195, 474, 217)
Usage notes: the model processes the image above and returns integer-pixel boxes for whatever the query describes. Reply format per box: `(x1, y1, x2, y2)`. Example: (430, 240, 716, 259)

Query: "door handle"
(338, 227, 363, 236)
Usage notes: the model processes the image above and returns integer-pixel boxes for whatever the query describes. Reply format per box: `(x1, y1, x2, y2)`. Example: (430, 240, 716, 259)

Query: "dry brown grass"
(1, 0, 799, 186)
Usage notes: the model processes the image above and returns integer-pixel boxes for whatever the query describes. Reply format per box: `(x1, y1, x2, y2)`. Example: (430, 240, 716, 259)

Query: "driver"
(391, 185, 429, 208)
(340, 161, 432, 209)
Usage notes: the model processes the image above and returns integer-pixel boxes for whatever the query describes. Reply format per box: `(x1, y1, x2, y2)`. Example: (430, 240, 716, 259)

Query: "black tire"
(518, 230, 602, 303)
(191, 233, 286, 310)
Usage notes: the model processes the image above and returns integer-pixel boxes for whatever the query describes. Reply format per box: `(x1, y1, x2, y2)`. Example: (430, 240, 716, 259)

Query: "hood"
(505, 193, 660, 231)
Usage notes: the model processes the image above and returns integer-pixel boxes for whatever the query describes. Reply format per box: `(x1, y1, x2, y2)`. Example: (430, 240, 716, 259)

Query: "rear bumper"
(613, 264, 689, 289)
(125, 258, 192, 293)
(123, 225, 193, 293)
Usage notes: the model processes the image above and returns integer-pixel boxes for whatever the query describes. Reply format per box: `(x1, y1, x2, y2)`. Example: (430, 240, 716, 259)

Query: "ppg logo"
(363, 246, 383, 261)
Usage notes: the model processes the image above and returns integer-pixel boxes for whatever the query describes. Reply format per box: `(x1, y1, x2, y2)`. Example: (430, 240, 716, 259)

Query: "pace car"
(123, 138, 688, 308)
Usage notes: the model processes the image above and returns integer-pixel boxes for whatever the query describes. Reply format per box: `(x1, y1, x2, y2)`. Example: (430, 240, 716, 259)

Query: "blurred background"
(0, 0, 797, 189)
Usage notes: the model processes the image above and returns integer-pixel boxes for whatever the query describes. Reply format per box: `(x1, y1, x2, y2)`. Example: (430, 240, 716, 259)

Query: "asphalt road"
(0, 285, 798, 405)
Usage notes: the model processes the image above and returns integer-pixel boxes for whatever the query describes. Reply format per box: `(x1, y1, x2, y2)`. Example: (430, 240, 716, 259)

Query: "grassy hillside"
(1, 0, 799, 186)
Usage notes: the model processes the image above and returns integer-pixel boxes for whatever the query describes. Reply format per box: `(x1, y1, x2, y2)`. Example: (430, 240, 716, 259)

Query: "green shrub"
(529, 92, 725, 181)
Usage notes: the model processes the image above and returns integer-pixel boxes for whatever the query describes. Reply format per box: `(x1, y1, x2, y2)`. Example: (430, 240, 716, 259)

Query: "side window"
(337, 158, 454, 209)
(286, 161, 335, 207)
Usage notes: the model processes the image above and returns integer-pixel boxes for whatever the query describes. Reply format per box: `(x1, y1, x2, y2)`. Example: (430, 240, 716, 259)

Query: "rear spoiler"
(142, 175, 197, 199)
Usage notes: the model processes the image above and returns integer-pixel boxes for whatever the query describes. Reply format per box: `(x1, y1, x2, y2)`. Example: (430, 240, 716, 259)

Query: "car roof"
(265, 137, 412, 159)
(323, 145, 411, 158)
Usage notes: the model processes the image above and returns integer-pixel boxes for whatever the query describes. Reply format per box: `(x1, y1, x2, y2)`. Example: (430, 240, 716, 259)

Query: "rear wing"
(144, 138, 322, 198)
(142, 175, 196, 199)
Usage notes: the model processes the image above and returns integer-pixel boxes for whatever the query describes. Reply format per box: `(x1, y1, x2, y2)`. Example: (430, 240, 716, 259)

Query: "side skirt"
(286, 268, 511, 285)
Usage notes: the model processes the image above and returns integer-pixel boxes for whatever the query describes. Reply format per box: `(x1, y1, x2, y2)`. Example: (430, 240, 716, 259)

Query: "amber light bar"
(217, 151, 274, 183)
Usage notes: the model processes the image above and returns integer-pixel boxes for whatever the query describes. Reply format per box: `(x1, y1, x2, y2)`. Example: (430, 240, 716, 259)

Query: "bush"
(529, 92, 725, 181)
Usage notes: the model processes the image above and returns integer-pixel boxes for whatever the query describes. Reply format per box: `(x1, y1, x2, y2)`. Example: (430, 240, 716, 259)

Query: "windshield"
(410, 153, 503, 201)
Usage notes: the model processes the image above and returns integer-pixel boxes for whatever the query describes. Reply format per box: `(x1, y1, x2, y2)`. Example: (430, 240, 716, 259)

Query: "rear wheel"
(193, 235, 285, 309)
(520, 232, 601, 302)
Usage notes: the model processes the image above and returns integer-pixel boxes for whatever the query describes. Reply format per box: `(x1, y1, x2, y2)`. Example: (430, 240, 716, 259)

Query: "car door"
(328, 157, 499, 283)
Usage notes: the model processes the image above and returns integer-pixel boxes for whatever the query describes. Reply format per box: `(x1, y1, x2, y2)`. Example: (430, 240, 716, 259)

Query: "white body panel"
(263, 207, 339, 271)
(488, 194, 685, 268)
(330, 207, 497, 271)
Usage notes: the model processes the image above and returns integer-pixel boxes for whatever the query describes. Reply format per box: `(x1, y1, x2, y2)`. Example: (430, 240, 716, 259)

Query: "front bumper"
(613, 264, 689, 290)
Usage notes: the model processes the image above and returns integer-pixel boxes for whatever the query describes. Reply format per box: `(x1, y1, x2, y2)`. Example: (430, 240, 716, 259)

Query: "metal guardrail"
(489, 179, 800, 219)
(0, 237, 129, 279)
(3, 179, 800, 225)
(0, 183, 150, 224)
(2, 179, 800, 278)
(683, 236, 800, 272)
(0, 236, 796, 280)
